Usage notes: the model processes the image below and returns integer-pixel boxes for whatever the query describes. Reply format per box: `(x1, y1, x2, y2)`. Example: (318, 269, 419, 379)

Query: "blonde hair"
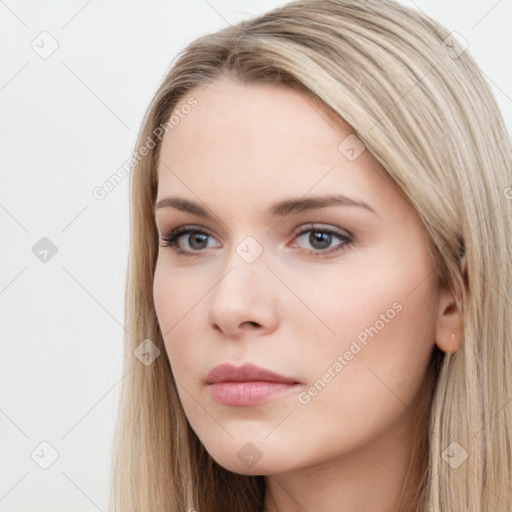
(110, 1, 512, 510)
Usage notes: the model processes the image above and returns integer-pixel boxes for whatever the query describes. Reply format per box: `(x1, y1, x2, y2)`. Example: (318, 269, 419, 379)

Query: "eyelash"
(159, 223, 354, 258)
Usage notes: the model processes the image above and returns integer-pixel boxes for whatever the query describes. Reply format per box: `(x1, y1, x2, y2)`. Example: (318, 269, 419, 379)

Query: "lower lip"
(208, 381, 299, 406)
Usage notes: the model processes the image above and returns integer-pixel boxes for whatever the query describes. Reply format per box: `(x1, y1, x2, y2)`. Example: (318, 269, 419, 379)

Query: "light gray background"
(1, 1, 511, 510)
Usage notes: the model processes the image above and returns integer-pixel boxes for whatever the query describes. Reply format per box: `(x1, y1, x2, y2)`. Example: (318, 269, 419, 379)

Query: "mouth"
(205, 362, 301, 406)
(208, 381, 301, 406)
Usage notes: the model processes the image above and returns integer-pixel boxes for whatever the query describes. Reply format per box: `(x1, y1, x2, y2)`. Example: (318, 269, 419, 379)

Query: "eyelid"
(291, 222, 353, 239)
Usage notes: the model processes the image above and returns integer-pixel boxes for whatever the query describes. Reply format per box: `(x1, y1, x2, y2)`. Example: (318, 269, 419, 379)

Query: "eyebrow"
(154, 194, 378, 218)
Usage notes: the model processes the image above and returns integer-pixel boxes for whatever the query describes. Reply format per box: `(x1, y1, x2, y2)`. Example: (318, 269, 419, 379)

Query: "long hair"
(109, 1, 512, 510)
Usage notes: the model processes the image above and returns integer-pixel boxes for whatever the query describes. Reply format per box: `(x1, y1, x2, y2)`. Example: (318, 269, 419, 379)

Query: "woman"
(110, 1, 512, 510)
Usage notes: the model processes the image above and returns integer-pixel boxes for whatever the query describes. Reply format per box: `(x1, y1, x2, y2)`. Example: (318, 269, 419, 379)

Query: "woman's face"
(153, 75, 442, 475)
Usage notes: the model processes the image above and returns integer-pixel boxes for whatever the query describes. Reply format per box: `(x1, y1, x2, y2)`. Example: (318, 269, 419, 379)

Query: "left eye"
(291, 225, 353, 255)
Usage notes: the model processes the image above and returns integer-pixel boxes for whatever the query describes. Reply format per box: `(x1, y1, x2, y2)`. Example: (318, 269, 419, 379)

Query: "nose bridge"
(213, 234, 267, 302)
(207, 233, 277, 333)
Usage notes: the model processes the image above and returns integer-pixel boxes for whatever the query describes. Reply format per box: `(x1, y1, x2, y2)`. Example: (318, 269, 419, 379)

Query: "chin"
(205, 444, 297, 476)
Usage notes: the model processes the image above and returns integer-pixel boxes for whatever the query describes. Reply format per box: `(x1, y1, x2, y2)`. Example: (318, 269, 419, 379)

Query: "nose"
(207, 251, 279, 337)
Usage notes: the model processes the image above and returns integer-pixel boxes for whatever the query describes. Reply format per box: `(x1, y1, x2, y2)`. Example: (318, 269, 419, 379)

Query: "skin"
(152, 74, 463, 512)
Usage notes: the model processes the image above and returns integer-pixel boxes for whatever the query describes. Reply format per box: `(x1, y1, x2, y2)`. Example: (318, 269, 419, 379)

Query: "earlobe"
(437, 331, 461, 354)
(434, 287, 464, 354)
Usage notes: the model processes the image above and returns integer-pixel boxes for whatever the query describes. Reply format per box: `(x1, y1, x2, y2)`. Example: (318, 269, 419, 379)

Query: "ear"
(434, 285, 463, 354)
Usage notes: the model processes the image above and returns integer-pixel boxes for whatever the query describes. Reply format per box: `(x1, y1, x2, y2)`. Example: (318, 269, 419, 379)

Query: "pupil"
(310, 231, 331, 249)
(189, 233, 208, 249)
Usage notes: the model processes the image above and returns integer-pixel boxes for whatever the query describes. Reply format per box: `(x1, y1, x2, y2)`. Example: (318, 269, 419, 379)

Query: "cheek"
(153, 258, 212, 382)
(289, 262, 428, 352)
(290, 241, 437, 378)
(153, 265, 214, 436)
(300, 258, 438, 416)
(152, 257, 203, 331)
(153, 260, 175, 334)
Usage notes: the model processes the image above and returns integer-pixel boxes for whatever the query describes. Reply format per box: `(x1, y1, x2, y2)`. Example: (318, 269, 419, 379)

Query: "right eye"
(160, 225, 221, 256)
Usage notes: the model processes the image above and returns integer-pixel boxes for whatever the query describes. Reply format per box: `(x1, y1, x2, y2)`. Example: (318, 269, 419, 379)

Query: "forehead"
(164, 75, 348, 157)
(155, 76, 402, 217)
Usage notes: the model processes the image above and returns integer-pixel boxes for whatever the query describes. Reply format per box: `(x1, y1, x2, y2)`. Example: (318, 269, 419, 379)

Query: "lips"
(205, 362, 301, 406)
(205, 362, 299, 385)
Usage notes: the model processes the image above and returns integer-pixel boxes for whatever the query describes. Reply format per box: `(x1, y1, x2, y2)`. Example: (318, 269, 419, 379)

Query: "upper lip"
(205, 362, 299, 384)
